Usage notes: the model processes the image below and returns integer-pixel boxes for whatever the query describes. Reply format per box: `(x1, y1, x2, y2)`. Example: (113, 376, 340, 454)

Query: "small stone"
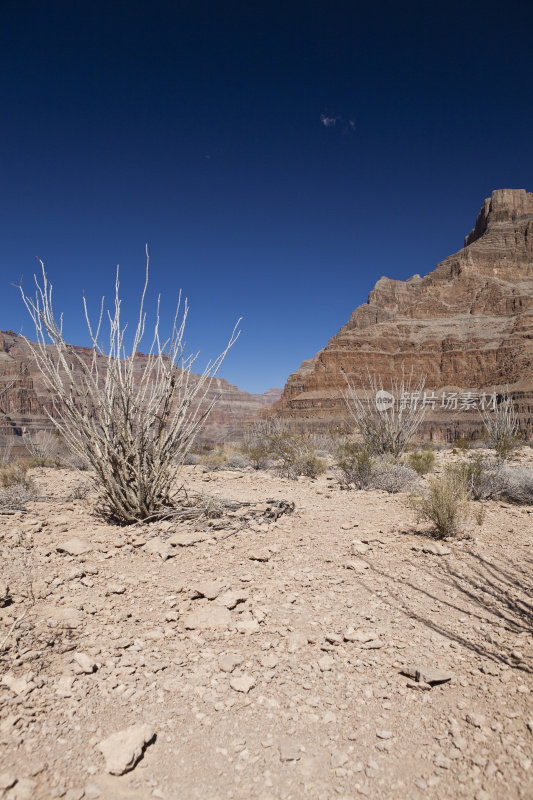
(218, 654, 243, 673)
(2, 674, 28, 695)
(376, 730, 393, 740)
(74, 652, 97, 674)
(350, 540, 369, 555)
(106, 583, 126, 595)
(422, 542, 451, 556)
(287, 631, 309, 652)
(402, 665, 453, 685)
(261, 653, 279, 669)
(97, 724, 155, 775)
(527, 720, 533, 734)
(191, 581, 224, 600)
(57, 538, 93, 556)
(249, 548, 270, 562)
(65, 789, 85, 800)
(84, 783, 102, 799)
(143, 538, 175, 561)
(0, 773, 17, 791)
(466, 713, 486, 728)
(0, 579, 10, 607)
(236, 615, 260, 635)
(168, 531, 208, 547)
(344, 559, 368, 573)
(344, 629, 377, 644)
(216, 589, 248, 609)
(229, 674, 255, 694)
(278, 739, 301, 762)
(10, 778, 37, 799)
(318, 655, 335, 672)
(182, 604, 232, 631)
(331, 750, 349, 768)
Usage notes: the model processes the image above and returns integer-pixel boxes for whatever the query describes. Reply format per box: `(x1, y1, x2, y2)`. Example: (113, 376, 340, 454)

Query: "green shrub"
(241, 440, 271, 470)
(406, 449, 435, 475)
(449, 454, 499, 501)
(409, 466, 470, 538)
(199, 448, 229, 471)
(297, 453, 327, 479)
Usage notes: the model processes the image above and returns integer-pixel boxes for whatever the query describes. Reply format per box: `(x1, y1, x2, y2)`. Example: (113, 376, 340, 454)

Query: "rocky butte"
(0, 330, 281, 456)
(273, 189, 533, 441)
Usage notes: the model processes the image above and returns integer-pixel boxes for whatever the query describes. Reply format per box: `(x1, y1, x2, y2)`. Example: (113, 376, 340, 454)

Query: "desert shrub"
(0, 463, 35, 509)
(454, 436, 471, 452)
(19, 257, 239, 523)
(342, 368, 426, 457)
(297, 453, 327, 479)
(449, 454, 500, 501)
(335, 442, 374, 489)
(199, 447, 229, 471)
(409, 467, 470, 538)
(479, 392, 520, 460)
(492, 466, 533, 505)
(241, 440, 271, 470)
(0, 463, 31, 489)
(225, 451, 250, 470)
(406, 449, 435, 475)
(370, 461, 418, 493)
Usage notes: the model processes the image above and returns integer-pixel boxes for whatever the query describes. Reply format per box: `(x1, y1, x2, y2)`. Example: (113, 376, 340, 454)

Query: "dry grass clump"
(409, 466, 470, 538)
(240, 420, 326, 479)
(335, 442, 374, 489)
(370, 461, 418, 493)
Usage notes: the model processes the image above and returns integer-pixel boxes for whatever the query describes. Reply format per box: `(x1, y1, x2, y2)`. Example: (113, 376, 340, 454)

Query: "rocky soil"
(1, 452, 532, 800)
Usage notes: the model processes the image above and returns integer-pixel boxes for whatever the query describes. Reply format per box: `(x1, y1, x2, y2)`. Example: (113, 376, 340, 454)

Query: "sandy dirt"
(1, 451, 532, 800)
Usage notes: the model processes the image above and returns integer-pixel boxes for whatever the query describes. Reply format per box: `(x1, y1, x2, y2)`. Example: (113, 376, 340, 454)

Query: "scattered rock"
(0, 773, 17, 791)
(182, 604, 232, 631)
(402, 665, 453, 685)
(248, 548, 271, 562)
(74, 652, 98, 674)
(191, 581, 224, 600)
(230, 674, 255, 694)
(168, 531, 208, 547)
(10, 778, 37, 799)
(422, 542, 452, 556)
(318, 655, 335, 672)
(2, 674, 29, 695)
(376, 730, 393, 740)
(218, 654, 243, 673)
(350, 540, 369, 555)
(344, 559, 368, 573)
(286, 631, 309, 652)
(344, 628, 377, 643)
(143, 538, 175, 560)
(331, 749, 349, 768)
(56, 538, 93, 556)
(97, 724, 156, 775)
(260, 653, 279, 669)
(105, 582, 126, 595)
(466, 713, 486, 728)
(216, 589, 248, 609)
(278, 739, 301, 762)
(0, 579, 10, 607)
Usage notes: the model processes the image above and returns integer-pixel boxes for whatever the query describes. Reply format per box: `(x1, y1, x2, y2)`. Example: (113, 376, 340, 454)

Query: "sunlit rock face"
(273, 189, 533, 441)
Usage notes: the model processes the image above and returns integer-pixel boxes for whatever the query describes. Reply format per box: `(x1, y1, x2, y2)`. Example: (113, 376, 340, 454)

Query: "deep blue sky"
(1, 1, 531, 393)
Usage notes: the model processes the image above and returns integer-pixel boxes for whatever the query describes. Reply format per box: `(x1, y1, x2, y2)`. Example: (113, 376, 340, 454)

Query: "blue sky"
(1, 1, 531, 393)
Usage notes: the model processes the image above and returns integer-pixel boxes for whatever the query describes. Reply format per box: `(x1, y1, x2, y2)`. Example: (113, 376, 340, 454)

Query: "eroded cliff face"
(0, 331, 281, 454)
(275, 189, 533, 440)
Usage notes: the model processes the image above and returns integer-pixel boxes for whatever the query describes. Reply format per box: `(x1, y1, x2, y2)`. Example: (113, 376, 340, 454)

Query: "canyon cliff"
(274, 189, 533, 441)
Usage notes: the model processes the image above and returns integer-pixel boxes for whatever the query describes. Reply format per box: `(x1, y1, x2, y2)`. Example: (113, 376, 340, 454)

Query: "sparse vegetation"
(479, 391, 521, 460)
(19, 256, 239, 523)
(406, 449, 435, 475)
(409, 466, 470, 538)
(0, 462, 36, 509)
(342, 368, 426, 457)
(335, 441, 374, 489)
(370, 460, 418, 493)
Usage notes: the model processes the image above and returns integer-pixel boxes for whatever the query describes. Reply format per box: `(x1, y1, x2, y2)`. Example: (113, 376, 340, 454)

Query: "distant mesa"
(271, 188, 533, 441)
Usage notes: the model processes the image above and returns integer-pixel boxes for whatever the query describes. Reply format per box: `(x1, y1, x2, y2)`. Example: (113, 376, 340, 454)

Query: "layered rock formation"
(275, 189, 533, 440)
(0, 330, 281, 456)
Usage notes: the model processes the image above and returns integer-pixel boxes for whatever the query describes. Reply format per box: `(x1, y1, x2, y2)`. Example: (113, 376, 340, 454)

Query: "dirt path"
(1, 457, 532, 799)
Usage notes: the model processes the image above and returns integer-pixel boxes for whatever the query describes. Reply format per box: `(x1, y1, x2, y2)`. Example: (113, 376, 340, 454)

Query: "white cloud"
(320, 114, 338, 128)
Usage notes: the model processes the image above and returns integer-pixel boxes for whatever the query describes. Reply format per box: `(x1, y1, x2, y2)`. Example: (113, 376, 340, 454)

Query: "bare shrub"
(449, 454, 501, 501)
(19, 256, 239, 523)
(409, 467, 470, 538)
(492, 466, 533, 505)
(342, 368, 426, 457)
(479, 391, 520, 460)
(0, 463, 36, 510)
(335, 442, 374, 489)
(369, 460, 418, 493)
(199, 447, 229, 471)
(0, 438, 13, 465)
(242, 419, 285, 470)
(406, 449, 435, 475)
(23, 428, 60, 464)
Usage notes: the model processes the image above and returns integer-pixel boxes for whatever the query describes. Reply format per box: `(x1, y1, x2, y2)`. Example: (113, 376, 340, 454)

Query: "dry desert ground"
(1, 450, 532, 800)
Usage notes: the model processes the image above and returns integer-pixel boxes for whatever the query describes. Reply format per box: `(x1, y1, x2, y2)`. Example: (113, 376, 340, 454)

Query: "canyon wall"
(274, 189, 533, 441)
